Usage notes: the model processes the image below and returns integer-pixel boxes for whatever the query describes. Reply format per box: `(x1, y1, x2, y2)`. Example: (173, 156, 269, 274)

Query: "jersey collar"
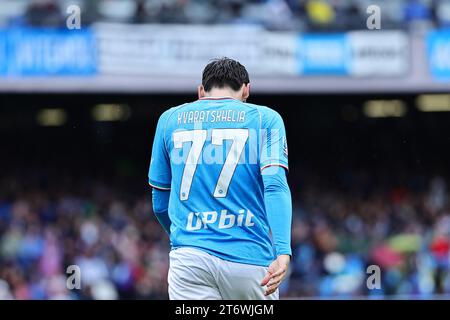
(199, 96, 239, 101)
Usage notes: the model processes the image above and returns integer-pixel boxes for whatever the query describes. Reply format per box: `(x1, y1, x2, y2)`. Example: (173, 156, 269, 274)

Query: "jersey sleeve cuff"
(276, 249, 292, 257)
(260, 162, 289, 172)
(148, 179, 171, 190)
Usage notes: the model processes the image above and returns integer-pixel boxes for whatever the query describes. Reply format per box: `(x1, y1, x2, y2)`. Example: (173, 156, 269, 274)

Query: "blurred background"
(1, 0, 450, 300)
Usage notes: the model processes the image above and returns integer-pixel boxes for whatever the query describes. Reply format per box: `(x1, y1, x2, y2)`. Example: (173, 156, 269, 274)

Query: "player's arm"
(259, 109, 292, 296)
(260, 166, 292, 295)
(148, 110, 172, 235)
(262, 167, 292, 256)
(152, 188, 171, 235)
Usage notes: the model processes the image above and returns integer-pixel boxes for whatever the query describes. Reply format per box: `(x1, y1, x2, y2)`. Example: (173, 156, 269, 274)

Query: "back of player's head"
(202, 58, 250, 92)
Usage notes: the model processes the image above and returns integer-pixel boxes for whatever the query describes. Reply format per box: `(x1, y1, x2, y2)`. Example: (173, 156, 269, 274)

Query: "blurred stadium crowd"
(1, 169, 450, 299)
(0, 0, 450, 31)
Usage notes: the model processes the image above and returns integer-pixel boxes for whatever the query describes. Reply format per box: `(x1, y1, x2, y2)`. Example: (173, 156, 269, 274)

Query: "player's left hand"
(260, 254, 290, 296)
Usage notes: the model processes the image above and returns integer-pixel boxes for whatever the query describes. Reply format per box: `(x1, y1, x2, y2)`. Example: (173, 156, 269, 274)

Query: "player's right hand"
(260, 254, 290, 296)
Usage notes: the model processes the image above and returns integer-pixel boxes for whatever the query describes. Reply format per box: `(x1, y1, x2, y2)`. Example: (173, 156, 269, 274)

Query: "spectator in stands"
(25, 0, 63, 27)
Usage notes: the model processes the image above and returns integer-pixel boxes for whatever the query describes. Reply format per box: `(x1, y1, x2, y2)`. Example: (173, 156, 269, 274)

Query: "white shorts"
(168, 247, 279, 300)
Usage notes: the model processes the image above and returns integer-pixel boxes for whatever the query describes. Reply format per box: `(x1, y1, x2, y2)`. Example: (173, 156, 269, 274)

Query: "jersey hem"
(171, 245, 273, 267)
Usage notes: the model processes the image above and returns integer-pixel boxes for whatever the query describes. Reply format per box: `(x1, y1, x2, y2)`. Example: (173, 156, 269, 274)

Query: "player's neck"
(202, 88, 243, 101)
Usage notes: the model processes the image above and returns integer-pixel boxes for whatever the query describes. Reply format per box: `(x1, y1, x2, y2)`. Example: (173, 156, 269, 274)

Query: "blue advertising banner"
(427, 31, 450, 80)
(6, 28, 97, 76)
(0, 30, 6, 75)
(299, 34, 349, 75)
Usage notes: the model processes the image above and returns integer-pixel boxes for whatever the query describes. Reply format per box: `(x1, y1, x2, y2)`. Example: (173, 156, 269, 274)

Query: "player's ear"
(242, 83, 250, 102)
(198, 85, 206, 99)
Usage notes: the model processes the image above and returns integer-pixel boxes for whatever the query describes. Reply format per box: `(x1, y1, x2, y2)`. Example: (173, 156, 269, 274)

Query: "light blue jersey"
(149, 97, 289, 266)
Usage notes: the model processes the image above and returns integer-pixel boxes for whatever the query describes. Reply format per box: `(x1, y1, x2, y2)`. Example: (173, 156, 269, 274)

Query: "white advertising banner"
(94, 23, 299, 76)
(94, 24, 410, 78)
(348, 31, 410, 77)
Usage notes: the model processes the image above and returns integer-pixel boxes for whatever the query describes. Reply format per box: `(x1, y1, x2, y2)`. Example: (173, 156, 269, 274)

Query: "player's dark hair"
(202, 58, 250, 92)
